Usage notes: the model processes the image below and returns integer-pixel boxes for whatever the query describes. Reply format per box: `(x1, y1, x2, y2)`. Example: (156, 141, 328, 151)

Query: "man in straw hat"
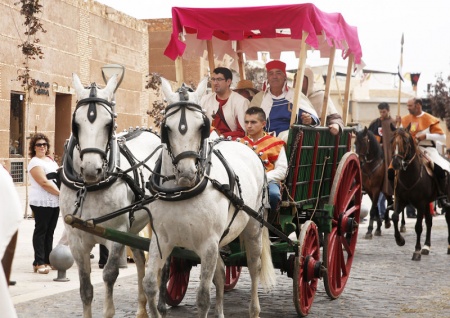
(250, 60, 319, 139)
(234, 79, 259, 102)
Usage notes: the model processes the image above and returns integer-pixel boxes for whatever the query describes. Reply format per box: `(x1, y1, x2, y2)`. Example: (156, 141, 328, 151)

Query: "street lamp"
(101, 64, 125, 93)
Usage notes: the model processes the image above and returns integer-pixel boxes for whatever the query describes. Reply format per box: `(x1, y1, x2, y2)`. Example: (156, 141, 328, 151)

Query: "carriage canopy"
(164, 3, 362, 64)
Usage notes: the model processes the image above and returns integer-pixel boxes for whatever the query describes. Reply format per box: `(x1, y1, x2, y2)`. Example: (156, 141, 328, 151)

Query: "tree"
(15, 0, 46, 217)
(429, 73, 450, 130)
(15, 0, 46, 90)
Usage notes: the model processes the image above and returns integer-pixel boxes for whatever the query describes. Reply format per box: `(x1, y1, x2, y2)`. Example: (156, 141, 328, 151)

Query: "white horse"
(60, 73, 161, 318)
(143, 78, 276, 317)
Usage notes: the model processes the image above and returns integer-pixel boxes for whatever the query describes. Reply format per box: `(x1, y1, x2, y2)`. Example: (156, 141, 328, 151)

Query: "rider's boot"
(435, 170, 450, 211)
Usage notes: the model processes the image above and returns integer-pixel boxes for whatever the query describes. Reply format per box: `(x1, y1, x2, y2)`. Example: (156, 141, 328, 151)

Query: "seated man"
(300, 67, 344, 135)
(200, 67, 249, 139)
(240, 107, 287, 218)
(250, 60, 319, 138)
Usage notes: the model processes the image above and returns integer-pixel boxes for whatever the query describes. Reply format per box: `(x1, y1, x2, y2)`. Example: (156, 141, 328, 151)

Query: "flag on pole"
(410, 73, 421, 87)
(398, 33, 404, 82)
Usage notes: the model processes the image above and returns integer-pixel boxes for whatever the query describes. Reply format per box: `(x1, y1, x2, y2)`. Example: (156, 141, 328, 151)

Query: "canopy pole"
(206, 40, 216, 77)
(237, 41, 245, 80)
(175, 56, 184, 87)
(321, 45, 336, 126)
(290, 31, 309, 126)
(342, 54, 354, 126)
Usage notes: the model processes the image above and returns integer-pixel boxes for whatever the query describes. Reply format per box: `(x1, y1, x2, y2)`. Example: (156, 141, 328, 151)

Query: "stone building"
(0, 0, 152, 184)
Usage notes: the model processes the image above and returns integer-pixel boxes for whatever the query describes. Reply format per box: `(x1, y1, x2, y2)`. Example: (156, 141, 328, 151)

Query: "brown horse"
(355, 127, 395, 239)
(390, 124, 450, 260)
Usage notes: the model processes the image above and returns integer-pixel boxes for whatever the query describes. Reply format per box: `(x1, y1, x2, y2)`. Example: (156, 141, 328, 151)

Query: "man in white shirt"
(200, 67, 249, 139)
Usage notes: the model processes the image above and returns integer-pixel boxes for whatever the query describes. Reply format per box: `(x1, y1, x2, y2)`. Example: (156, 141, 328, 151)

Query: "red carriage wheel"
(323, 152, 362, 299)
(293, 220, 321, 317)
(165, 257, 192, 307)
(224, 265, 242, 291)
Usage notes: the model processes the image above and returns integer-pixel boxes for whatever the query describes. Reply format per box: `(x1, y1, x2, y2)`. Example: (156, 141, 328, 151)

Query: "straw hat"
(234, 80, 259, 94)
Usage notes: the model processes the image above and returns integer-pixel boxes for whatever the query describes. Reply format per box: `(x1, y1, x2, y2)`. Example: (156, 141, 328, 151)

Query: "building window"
(10, 161, 24, 183)
(10, 93, 25, 158)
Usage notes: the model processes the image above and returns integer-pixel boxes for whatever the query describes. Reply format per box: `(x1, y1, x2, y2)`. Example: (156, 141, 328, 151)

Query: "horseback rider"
(392, 97, 450, 210)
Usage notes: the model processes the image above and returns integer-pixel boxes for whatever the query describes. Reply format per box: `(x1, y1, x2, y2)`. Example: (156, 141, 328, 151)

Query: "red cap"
(266, 60, 286, 75)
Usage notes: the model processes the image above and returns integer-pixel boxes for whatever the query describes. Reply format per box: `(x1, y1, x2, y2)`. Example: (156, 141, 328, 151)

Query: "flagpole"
(397, 33, 404, 126)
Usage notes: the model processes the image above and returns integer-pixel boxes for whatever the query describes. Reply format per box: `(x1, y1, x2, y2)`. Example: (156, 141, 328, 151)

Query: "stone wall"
(0, 0, 150, 179)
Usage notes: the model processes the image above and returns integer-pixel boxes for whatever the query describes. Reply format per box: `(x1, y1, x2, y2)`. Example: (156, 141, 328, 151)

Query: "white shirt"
(28, 157, 59, 207)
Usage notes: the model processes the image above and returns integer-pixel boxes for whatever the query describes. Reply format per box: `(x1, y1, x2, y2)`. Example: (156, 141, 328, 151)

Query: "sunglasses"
(35, 142, 48, 147)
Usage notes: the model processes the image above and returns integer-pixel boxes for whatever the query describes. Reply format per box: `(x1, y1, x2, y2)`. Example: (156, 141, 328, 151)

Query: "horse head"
(160, 76, 208, 104)
(354, 127, 370, 165)
(160, 101, 210, 187)
(391, 123, 417, 170)
(72, 73, 117, 184)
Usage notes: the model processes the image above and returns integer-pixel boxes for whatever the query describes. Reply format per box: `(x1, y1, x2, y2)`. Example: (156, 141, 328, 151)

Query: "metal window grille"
(10, 161, 24, 183)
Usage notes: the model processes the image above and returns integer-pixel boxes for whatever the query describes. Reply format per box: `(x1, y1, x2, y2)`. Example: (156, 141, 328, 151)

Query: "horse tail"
(259, 226, 276, 291)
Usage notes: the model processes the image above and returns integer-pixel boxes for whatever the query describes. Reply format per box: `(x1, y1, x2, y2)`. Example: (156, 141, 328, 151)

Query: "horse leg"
(375, 205, 383, 236)
(445, 209, 450, 254)
(412, 206, 424, 261)
(102, 242, 124, 318)
(400, 208, 407, 233)
(392, 200, 406, 246)
(157, 258, 170, 316)
(365, 202, 377, 239)
(196, 243, 219, 318)
(143, 245, 168, 318)
(213, 254, 225, 318)
(241, 222, 275, 317)
(70, 242, 94, 318)
(130, 247, 150, 318)
(421, 204, 434, 256)
(384, 195, 393, 229)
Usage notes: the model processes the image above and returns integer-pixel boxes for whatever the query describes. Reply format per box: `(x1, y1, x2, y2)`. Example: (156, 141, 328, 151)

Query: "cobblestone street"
(12, 204, 450, 318)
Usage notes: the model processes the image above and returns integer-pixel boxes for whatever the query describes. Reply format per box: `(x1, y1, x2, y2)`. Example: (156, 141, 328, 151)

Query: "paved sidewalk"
(8, 186, 137, 306)
(8, 185, 446, 317)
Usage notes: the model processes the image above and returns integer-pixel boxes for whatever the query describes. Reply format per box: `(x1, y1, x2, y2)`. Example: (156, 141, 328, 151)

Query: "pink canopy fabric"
(164, 3, 362, 64)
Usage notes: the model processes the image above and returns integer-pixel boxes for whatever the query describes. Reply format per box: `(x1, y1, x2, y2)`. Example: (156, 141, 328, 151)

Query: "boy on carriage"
(393, 97, 450, 210)
(240, 106, 288, 218)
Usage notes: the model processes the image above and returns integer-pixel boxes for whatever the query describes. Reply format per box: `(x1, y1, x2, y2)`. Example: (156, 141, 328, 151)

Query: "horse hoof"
(374, 229, 381, 236)
(400, 226, 406, 233)
(395, 236, 405, 246)
(412, 252, 421, 261)
(384, 221, 391, 229)
(364, 233, 373, 240)
(421, 247, 430, 255)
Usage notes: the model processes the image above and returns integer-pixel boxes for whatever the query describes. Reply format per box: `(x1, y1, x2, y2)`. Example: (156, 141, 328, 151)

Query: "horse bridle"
(356, 134, 371, 166)
(161, 102, 210, 171)
(72, 83, 116, 161)
(392, 130, 417, 170)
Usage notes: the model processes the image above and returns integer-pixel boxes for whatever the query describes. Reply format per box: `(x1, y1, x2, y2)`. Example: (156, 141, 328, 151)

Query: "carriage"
(64, 3, 362, 317)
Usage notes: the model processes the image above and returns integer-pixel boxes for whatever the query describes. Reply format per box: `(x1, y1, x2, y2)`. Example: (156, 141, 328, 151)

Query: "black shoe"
(99, 263, 105, 269)
(438, 197, 450, 209)
(407, 213, 417, 218)
(9, 280, 16, 286)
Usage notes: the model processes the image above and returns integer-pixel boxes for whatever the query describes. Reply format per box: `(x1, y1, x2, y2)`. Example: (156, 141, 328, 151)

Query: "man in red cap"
(250, 60, 319, 138)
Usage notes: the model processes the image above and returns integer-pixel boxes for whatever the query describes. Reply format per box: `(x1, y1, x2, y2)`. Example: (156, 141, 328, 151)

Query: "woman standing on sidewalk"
(28, 133, 60, 274)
